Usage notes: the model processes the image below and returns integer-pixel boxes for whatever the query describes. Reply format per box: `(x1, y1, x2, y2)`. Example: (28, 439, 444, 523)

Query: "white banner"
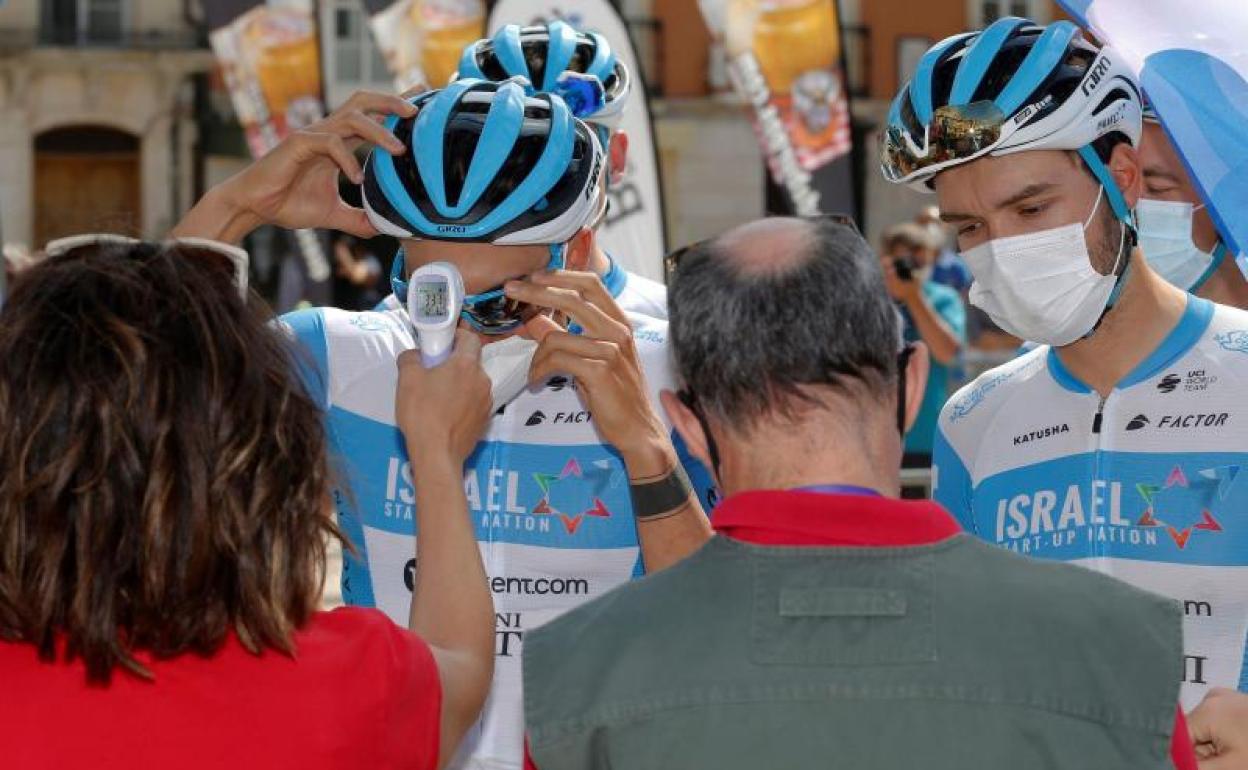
(487, 0, 669, 281)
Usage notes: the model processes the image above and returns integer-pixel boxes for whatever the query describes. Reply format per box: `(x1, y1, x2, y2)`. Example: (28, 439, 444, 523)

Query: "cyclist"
(174, 83, 713, 770)
(1137, 98, 1248, 308)
(881, 18, 1248, 712)
(378, 20, 667, 319)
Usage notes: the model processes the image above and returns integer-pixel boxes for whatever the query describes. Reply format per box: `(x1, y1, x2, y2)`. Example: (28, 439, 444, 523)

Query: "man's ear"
(1108, 142, 1143, 209)
(565, 227, 594, 271)
(609, 130, 630, 185)
(902, 342, 931, 435)
(660, 390, 714, 476)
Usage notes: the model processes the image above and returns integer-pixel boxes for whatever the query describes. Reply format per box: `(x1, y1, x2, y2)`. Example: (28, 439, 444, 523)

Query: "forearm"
(171, 181, 262, 245)
(407, 450, 494, 768)
(905, 294, 961, 365)
(407, 453, 492, 660)
(621, 435, 713, 573)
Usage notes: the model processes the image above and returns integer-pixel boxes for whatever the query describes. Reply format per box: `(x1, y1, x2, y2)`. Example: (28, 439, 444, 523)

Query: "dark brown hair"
(0, 241, 341, 683)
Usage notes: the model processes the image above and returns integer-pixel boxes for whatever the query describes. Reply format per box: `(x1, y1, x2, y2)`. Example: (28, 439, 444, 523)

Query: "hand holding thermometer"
(407, 262, 465, 368)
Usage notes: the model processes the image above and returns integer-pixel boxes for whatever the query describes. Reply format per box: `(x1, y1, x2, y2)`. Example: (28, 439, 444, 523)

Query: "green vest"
(524, 534, 1182, 770)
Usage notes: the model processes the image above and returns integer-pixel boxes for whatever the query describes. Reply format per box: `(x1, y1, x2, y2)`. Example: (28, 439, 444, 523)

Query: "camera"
(893, 255, 917, 282)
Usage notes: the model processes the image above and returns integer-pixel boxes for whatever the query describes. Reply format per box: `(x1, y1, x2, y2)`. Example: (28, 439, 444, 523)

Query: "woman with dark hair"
(0, 237, 495, 769)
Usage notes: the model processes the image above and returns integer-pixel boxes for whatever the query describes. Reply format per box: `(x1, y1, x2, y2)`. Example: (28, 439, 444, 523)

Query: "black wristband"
(630, 464, 694, 520)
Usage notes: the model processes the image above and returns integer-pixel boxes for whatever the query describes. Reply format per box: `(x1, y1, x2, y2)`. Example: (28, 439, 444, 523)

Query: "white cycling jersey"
(284, 304, 709, 770)
(934, 295, 1248, 710)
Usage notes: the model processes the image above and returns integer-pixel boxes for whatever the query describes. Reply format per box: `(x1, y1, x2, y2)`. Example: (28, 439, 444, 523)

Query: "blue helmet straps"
(1076, 144, 1136, 229)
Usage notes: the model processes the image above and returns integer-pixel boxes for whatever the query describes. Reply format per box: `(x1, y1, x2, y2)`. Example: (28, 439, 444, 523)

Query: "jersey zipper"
(1090, 393, 1108, 558)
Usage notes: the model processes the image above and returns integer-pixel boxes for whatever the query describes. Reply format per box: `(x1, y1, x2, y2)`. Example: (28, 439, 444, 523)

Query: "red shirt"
(0, 606, 440, 770)
(527, 489, 1198, 770)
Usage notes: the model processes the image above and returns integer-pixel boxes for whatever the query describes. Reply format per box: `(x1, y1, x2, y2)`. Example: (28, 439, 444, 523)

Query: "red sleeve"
(1171, 706, 1198, 770)
(382, 623, 443, 770)
(524, 737, 539, 770)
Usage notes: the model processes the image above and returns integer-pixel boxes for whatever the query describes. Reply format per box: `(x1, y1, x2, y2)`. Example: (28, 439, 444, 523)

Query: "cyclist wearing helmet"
(882, 19, 1248, 714)
(1137, 98, 1248, 308)
(377, 19, 666, 320)
(174, 84, 714, 770)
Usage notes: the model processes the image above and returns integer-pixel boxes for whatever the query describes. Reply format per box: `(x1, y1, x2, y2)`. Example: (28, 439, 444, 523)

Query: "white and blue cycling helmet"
(880, 18, 1143, 227)
(454, 20, 631, 135)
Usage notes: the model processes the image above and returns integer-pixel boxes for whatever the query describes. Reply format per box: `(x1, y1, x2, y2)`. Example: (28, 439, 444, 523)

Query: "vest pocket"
(750, 552, 938, 666)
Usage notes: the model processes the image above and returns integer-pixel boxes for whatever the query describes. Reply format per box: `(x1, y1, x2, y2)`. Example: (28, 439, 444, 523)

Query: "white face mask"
(1136, 198, 1220, 293)
(479, 335, 538, 413)
(964, 186, 1127, 347)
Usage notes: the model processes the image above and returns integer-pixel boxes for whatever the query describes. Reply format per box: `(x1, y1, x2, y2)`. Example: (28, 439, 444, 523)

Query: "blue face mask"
(391, 244, 566, 335)
(1136, 198, 1224, 293)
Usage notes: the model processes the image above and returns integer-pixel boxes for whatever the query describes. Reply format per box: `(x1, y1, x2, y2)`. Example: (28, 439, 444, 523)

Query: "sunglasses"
(664, 213, 862, 283)
(43, 234, 250, 298)
(881, 100, 1008, 183)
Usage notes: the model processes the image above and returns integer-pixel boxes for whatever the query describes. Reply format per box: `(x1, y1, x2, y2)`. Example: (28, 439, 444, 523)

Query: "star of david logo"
(532, 457, 619, 534)
(1136, 464, 1236, 549)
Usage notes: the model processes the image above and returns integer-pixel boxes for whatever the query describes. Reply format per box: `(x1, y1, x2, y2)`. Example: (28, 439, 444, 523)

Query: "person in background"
(522, 216, 1196, 770)
(331, 233, 383, 310)
(916, 204, 972, 295)
(882, 18, 1248, 740)
(879, 222, 964, 465)
(374, 21, 668, 319)
(0, 237, 495, 769)
(1137, 101, 1248, 309)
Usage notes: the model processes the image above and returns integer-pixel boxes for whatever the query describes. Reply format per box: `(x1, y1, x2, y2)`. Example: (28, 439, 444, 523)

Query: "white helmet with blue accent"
(361, 78, 607, 245)
(454, 20, 631, 133)
(881, 18, 1143, 225)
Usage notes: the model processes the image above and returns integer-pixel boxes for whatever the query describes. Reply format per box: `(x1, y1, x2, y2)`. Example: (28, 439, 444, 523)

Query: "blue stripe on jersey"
(1119, 296, 1214, 387)
(932, 425, 974, 532)
(970, 450, 1248, 566)
(282, 308, 330, 410)
(1047, 296, 1213, 393)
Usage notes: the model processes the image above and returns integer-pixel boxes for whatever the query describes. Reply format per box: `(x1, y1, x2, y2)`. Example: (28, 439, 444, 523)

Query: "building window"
(41, 0, 126, 45)
(971, 0, 1049, 27)
(328, 0, 391, 89)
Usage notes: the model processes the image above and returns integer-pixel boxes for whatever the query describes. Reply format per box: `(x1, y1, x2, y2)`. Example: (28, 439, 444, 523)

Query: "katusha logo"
(1136, 464, 1236, 549)
(532, 456, 618, 535)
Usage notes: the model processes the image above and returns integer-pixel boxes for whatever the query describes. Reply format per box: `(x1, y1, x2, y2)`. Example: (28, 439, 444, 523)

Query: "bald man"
(520, 216, 1194, 770)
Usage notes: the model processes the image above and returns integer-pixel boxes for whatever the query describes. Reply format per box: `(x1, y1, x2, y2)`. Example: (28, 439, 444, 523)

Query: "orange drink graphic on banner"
(751, 0, 839, 95)
(243, 7, 320, 124)
(411, 0, 485, 87)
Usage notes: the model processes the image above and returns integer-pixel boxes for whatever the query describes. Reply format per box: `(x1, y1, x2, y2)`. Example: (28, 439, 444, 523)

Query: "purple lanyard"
(797, 484, 882, 498)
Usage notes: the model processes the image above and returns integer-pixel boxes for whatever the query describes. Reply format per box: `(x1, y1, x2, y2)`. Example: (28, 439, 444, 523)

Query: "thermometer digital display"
(407, 262, 465, 368)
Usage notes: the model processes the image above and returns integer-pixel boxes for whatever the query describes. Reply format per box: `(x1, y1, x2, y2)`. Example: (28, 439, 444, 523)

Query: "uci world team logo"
(532, 456, 620, 535)
(1136, 464, 1237, 548)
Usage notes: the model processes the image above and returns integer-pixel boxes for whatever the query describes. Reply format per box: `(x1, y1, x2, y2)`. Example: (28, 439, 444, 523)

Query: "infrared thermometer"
(407, 262, 465, 368)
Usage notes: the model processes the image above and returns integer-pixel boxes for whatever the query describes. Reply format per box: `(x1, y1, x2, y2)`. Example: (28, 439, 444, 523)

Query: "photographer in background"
(880, 223, 965, 466)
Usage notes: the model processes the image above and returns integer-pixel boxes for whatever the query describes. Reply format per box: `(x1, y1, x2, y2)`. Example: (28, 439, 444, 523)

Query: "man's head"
(881, 18, 1148, 346)
(455, 20, 633, 184)
(1138, 121, 1219, 253)
(881, 221, 941, 273)
(664, 217, 928, 494)
(362, 81, 607, 340)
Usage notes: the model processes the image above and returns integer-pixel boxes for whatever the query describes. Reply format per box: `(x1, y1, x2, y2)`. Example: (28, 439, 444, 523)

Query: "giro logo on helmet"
(437, 224, 468, 234)
(1081, 56, 1111, 96)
